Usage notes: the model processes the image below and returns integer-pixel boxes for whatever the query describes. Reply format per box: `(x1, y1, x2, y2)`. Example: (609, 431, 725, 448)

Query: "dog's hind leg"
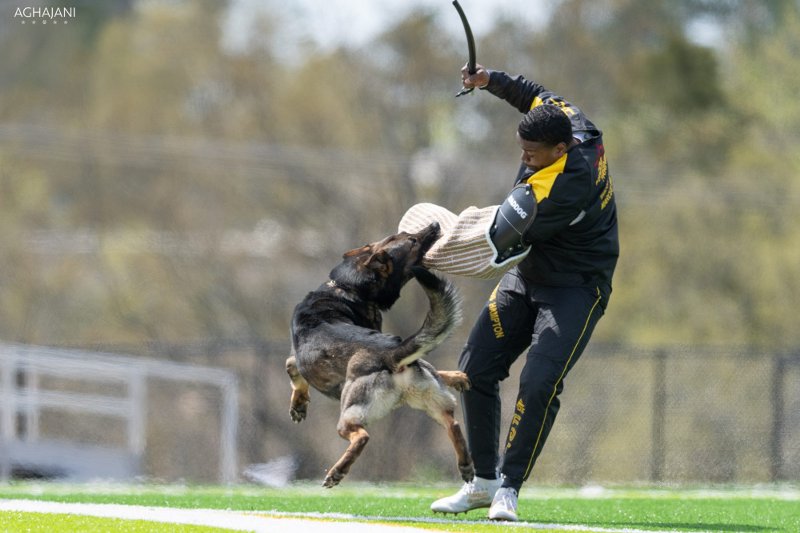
(323, 422, 370, 488)
(409, 362, 474, 482)
(441, 409, 474, 482)
(437, 370, 471, 392)
(418, 399, 474, 482)
(285, 356, 311, 423)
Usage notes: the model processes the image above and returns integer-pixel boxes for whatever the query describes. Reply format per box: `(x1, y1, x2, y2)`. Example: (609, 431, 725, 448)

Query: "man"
(430, 65, 619, 521)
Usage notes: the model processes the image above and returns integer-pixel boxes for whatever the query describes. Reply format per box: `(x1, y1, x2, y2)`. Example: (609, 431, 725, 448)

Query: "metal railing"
(0, 343, 239, 483)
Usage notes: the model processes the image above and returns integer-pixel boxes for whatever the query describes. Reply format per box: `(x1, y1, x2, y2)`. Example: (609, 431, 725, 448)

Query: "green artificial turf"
(0, 510, 232, 532)
(0, 482, 797, 532)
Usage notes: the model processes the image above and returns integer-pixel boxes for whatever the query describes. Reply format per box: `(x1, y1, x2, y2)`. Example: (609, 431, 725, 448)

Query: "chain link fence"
(528, 344, 799, 484)
(2, 338, 798, 484)
(44, 339, 793, 485)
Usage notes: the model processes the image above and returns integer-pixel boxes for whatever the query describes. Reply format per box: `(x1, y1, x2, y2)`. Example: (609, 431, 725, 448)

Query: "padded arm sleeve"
(489, 184, 537, 264)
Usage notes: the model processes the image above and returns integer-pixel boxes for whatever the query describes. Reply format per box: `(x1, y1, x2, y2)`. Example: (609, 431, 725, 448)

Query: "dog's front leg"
(285, 356, 310, 422)
(323, 422, 370, 488)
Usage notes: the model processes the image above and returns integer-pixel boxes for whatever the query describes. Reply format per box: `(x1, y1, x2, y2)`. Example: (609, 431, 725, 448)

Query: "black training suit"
(457, 71, 619, 489)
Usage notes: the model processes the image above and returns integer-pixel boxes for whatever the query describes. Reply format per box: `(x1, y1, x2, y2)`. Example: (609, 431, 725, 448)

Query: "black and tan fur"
(285, 223, 474, 487)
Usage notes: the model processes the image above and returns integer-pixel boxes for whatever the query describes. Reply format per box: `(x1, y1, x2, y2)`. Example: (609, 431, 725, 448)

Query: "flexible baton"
(453, 0, 476, 97)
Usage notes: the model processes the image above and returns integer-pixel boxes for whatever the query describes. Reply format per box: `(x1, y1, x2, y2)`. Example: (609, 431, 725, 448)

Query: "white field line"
(0, 499, 686, 533)
(270, 510, 688, 533)
(0, 500, 429, 533)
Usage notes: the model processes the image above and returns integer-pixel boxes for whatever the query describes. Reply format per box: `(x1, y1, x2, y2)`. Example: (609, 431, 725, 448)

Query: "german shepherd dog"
(285, 223, 474, 487)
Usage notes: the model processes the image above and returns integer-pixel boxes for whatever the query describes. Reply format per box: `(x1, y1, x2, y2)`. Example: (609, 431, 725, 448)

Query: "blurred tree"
(603, 0, 800, 347)
(0, 0, 799, 349)
(0, 0, 133, 123)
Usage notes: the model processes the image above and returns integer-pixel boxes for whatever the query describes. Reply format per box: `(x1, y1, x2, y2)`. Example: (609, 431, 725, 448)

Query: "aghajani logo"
(14, 6, 77, 24)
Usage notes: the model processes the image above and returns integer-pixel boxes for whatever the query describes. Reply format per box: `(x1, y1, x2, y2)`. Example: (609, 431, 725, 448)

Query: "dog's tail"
(391, 266, 462, 369)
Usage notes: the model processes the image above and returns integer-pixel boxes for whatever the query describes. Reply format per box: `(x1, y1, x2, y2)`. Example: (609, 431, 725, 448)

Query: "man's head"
(517, 104, 573, 172)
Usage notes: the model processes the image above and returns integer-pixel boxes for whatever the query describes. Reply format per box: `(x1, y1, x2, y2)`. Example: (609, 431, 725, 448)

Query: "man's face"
(517, 132, 566, 172)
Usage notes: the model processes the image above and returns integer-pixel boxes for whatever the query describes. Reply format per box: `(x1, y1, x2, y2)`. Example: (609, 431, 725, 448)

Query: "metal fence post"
(220, 376, 239, 484)
(769, 354, 786, 482)
(0, 355, 13, 480)
(651, 349, 667, 483)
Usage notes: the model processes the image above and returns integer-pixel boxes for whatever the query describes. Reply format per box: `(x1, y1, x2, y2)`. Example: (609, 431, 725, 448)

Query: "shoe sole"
(431, 504, 491, 515)
(489, 511, 518, 521)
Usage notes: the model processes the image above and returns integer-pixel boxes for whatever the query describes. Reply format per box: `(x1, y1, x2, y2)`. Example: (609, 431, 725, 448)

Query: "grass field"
(0, 482, 798, 532)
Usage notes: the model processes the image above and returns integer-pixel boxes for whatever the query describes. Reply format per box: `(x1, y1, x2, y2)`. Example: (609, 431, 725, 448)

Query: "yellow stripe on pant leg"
(522, 288, 603, 480)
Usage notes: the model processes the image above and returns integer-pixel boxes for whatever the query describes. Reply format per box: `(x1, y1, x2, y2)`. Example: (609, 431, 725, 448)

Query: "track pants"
(457, 269, 610, 490)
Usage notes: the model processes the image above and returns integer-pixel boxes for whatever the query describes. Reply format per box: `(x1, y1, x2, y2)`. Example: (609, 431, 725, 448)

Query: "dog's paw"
(438, 370, 471, 392)
(450, 376, 471, 393)
(323, 469, 344, 488)
(459, 462, 475, 483)
(290, 403, 308, 423)
(289, 390, 310, 423)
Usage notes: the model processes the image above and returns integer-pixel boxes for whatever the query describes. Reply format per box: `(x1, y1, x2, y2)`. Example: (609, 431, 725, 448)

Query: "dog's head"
(329, 222, 440, 309)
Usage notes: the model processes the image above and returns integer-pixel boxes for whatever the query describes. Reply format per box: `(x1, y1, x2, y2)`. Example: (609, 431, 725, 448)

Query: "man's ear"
(363, 250, 393, 278)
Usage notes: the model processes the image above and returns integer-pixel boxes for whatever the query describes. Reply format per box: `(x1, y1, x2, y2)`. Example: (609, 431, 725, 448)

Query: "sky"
(223, 0, 554, 56)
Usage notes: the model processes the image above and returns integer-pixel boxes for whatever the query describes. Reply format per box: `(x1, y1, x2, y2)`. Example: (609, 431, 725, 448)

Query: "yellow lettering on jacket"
(530, 96, 575, 116)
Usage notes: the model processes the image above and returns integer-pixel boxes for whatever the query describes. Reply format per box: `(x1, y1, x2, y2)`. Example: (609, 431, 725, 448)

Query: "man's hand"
(461, 63, 490, 90)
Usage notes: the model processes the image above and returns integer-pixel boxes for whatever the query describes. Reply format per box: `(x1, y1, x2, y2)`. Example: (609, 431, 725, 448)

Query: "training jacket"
(484, 70, 619, 287)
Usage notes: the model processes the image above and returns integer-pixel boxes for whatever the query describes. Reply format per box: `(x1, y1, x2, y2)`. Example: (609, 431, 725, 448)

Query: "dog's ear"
(343, 245, 371, 259)
(363, 250, 393, 278)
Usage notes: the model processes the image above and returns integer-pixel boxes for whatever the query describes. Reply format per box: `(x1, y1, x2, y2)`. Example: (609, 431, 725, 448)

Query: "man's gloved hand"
(461, 63, 490, 90)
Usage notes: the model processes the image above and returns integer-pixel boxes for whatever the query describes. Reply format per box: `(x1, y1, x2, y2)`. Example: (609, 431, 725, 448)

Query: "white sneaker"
(430, 477, 502, 514)
(488, 487, 518, 521)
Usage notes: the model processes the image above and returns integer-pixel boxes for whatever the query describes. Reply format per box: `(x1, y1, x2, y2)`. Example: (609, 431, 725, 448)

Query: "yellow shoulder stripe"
(525, 154, 567, 202)
(530, 96, 544, 110)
